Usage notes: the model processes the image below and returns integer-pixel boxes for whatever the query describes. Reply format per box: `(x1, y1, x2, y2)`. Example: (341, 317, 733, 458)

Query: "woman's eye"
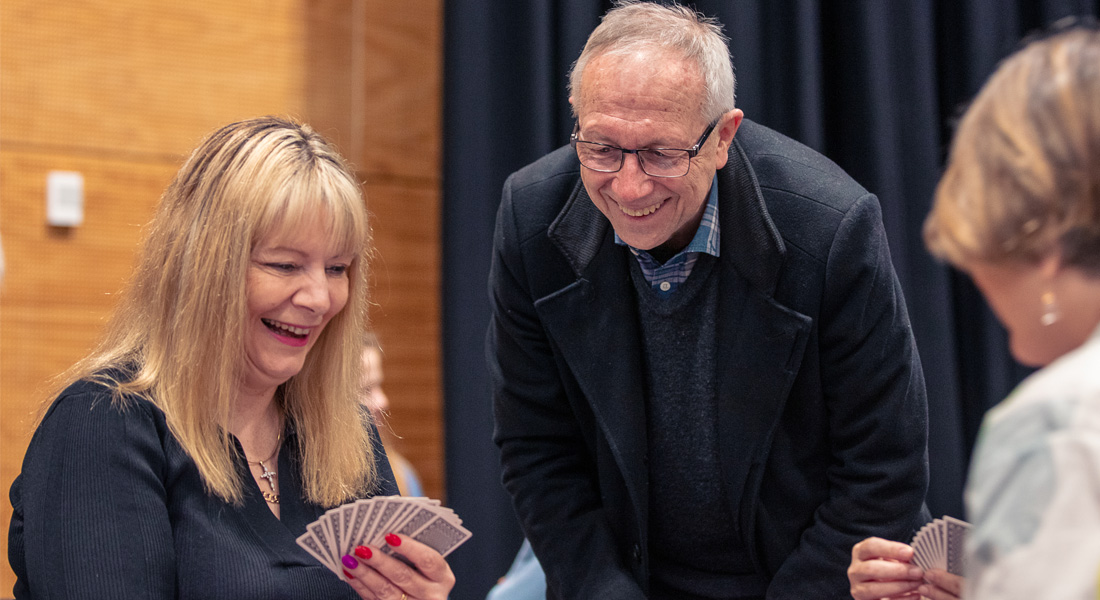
(326, 264, 349, 276)
(267, 263, 297, 272)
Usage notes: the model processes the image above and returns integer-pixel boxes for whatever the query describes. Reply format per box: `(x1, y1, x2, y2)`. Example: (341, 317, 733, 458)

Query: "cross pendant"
(257, 460, 277, 492)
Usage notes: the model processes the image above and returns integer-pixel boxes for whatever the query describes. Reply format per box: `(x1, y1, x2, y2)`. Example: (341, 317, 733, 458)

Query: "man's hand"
(848, 536, 924, 599)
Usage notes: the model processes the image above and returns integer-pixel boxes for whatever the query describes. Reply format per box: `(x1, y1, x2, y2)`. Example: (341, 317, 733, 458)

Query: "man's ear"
(712, 109, 743, 169)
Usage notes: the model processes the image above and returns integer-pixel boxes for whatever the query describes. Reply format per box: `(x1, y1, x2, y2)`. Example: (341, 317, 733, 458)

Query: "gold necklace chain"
(246, 432, 282, 504)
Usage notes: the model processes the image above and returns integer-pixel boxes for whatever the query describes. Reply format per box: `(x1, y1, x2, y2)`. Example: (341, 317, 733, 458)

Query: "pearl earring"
(1040, 291, 1059, 326)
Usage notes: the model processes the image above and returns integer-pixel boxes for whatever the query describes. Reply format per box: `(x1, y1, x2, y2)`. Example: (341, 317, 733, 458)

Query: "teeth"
(263, 319, 310, 336)
(620, 201, 662, 217)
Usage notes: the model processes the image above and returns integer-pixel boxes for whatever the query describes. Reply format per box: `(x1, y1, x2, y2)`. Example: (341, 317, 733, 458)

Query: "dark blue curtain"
(442, 1, 1098, 598)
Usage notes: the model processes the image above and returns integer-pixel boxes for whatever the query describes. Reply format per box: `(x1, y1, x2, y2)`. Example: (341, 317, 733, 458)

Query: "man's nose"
(611, 152, 653, 201)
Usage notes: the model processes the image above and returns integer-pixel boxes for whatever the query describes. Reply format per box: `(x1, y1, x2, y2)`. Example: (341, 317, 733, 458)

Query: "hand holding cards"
(297, 495, 472, 579)
(910, 515, 971, 576)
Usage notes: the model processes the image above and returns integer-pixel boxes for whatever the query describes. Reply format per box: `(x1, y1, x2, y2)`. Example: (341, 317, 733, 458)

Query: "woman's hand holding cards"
(341, 533, 455, 600)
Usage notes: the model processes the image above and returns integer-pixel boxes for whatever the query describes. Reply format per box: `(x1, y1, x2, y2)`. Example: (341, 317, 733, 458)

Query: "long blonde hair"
(53, 116, 377, 506)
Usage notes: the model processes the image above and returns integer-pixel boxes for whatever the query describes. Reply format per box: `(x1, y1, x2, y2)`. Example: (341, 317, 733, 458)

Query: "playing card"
(324, 505, 348, 561)
(306, 519, 340, 573)
(374, 501, 417, 545)
(353, 499, 385, 550)
(944, 515, 971, 575)
(297, 530, 339, 574)
(935, 518, 946, 569)
(401, 514, 472, 557)
(340, 503, 358, 555)
(345, 500, 373, 557)
(367, 498, 400, 544)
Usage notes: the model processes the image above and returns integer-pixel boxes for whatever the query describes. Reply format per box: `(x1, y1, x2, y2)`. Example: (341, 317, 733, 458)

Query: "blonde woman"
(849, 23, 1100, 600)
(8, 117, 455, 600)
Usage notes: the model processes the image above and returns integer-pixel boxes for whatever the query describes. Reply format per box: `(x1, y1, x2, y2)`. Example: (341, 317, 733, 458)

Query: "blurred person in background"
(484, 539, 547, 600)
(360, 331, 424, 498)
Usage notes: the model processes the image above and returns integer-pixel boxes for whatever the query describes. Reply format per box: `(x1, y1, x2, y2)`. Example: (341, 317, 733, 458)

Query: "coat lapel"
(536, 181, 650, 529)
(714, 139, 812, 541)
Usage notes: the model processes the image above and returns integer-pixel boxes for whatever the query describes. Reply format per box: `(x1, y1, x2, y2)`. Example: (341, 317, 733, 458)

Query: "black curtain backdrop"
(442, 1, 1098, 598)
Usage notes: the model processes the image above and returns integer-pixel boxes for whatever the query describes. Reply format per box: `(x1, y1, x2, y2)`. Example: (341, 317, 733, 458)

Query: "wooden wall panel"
(0, 150, 177, 439)
(364, 181, 443, 496)
(358, 0, 442, 181)
(0, 0, 307, 157)
(306, 0, 442, 180)
(0, 0, 442, 593)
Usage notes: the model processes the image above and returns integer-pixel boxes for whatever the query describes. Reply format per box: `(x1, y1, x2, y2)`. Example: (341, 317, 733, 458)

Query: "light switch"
(47, 171, 84, 227)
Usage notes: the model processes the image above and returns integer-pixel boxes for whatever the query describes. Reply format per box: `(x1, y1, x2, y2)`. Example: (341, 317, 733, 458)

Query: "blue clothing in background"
(485, 539, 546, 600)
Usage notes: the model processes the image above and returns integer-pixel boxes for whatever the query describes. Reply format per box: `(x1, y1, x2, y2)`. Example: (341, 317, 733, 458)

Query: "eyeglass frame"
(569, 119, 720, 178)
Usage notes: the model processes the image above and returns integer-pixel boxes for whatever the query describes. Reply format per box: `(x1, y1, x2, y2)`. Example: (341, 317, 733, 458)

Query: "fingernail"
(385, 533, 401, 547)
(343, 569, 355, 579)
(355, 545, 372, 560)
(341, 554, 358, 569)
(909, 566, 923, 578)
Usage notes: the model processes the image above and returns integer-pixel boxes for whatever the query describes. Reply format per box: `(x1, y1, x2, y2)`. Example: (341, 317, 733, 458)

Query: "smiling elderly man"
(486, 2, 930, 599)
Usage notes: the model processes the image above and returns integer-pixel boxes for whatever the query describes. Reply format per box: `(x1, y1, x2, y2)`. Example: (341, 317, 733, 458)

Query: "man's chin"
(613, 231, 662, 251)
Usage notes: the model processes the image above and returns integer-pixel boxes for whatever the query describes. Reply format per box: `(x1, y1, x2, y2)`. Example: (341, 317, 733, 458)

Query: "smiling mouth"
(619, 199, 664, 217)
(262, 318, 310, 339)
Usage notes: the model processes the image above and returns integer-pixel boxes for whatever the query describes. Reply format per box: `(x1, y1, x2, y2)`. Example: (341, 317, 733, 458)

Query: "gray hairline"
(568, 1, 736, 124)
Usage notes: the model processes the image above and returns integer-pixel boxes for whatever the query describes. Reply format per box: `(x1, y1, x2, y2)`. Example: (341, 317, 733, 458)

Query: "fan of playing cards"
(297, 495, 472, 579)
(910, 515, 971, 576)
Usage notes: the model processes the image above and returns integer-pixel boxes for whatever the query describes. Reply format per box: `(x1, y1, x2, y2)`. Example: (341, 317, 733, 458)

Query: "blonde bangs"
(251, 163, 369, 260)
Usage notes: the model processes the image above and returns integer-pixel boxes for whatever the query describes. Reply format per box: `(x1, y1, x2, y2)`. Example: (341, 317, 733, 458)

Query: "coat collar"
(547, 138, 787, 296)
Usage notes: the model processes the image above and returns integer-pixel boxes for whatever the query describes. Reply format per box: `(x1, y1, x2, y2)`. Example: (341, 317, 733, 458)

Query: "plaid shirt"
(616, 176, 720, 294)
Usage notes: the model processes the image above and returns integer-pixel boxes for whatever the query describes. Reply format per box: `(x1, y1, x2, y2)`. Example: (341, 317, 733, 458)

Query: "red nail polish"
(385, 533, 401, 547)
(343, 569, 355, 579)
(355, 545, 372, 560)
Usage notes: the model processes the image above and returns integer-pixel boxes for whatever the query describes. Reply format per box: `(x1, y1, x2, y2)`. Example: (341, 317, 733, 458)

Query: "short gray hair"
(569, 0, 736, 123)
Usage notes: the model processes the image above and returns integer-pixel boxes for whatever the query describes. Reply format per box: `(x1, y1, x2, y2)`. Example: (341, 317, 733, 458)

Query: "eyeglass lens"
(574, 144, 691, 177)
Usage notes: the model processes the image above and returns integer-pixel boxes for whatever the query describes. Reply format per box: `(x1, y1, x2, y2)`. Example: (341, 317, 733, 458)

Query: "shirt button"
(659, 281, 671, 292)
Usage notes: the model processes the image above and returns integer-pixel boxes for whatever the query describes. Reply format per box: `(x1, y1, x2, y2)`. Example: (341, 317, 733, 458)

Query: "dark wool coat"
(487, 119, 930, 600)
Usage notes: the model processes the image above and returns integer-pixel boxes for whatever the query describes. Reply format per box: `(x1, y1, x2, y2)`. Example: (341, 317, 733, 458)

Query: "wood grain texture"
(0, 0, 443, 593)
(0, 0, 307, 158)
(363, 180, 443, 496)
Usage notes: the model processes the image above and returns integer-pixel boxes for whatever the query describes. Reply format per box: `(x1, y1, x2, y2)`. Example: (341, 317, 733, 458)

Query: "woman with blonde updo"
(849, 23, 1100, 600)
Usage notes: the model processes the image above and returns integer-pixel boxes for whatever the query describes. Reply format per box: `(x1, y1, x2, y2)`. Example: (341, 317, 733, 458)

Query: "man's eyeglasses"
(570, 120, 718, 178)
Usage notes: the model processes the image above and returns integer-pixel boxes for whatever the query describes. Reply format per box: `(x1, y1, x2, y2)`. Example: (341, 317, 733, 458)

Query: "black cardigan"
(8, 376, 398, 599)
